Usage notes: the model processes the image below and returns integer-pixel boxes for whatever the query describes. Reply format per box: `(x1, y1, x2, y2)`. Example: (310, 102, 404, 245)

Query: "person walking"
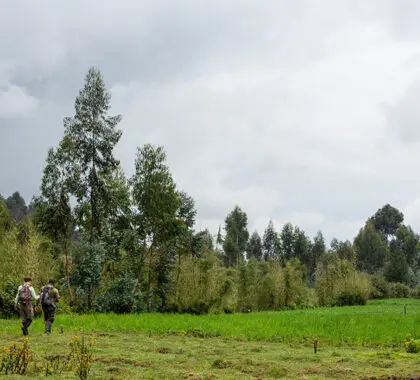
(14, 277, 39, 336)
(37, 279, 60, 334)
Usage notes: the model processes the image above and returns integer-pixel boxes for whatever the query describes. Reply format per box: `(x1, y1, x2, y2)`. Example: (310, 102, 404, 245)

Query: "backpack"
(40, 285, 54, 307)
(18, 284, 32, 305)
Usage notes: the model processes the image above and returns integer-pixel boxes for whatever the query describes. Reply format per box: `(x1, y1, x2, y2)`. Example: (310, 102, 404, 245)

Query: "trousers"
(18, 303, 33, 335)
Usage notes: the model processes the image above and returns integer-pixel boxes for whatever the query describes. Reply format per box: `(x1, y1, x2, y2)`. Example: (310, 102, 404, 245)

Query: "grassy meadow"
(1, 299, 420, 379)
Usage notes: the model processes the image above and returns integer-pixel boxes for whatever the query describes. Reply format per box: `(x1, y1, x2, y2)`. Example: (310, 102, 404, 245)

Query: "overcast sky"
(2, 0, 420, 244)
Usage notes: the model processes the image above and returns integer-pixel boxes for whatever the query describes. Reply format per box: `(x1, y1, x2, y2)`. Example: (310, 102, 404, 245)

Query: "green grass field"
(1, 299, 420, 379)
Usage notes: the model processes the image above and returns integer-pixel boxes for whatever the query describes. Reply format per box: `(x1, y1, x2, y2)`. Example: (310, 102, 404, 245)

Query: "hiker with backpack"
(14, 277, 39, 336)
(36, 279, 60, 334)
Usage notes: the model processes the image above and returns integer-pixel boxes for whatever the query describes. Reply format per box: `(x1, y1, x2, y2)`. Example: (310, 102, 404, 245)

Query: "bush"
(405, 335, 420, 353)
(168, 251, 237, 314)
(68, 330, 94, 380)
(370, 275, 390, 299)
(0, 279, 20, 319)
(0, 338, 33, 375)
(94, 277, 146, 313)
(186, 300, 210, 315)
(334, 292, 366, 306)
(389, 282, 410, 298)
(410, 285, 420, 299)
(315, 259, 371, 307)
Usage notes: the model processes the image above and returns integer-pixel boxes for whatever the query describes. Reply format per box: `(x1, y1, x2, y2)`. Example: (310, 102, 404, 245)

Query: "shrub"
(68, 331, 94, 380)
(94, 276, 145, 313)
(283, 258, 311, 308)
(315, 259, 372, 307)
(252, 259, 312, 311)
(42, 353, 72, 377)
(0, 338, 32, 375)
(70, 238, 105, 310)
(334, 292, 366, 306)
(0, 279, 20, 319)
(405, 335, 420, 353)
(187, 300, 210, 315)
(410, 285, 420, 299)
(332, 272, 371, 307)
(213, 269, 237, 314)
(167, 251, 234, 314)
(370, 275, 390, 299)
(389, 282, 410, 298)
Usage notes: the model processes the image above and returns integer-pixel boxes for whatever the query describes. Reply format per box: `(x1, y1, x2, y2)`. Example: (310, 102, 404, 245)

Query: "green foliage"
(0, 279, 20, 319)
(167, 251, 311, 314)
(131, 144, 180, 243)
(370, 275, 390, 299)
(192, 229, 214, 258)
(177, 191, 196, 230)
(405, 335, 420, 353)
(388, 282, 410, 298)
(222, 206, 249, 267)
(395, 225, 419, 265)
(246, 230, 263, 261)
(330, 238, 356, 263)
(354, 222, 389, 274)
(4, 192, 28, 223)
(68, 331, 94, 380)
(131, 143, 182, 309)
(293, 226, 312, 268)
(241, 258, 311, 311)
(237, 258, 259, 312)
(370, 203, 404, 238)
(71, 237, 105, 310)
(385, 239, 409, 283)
(42, 352, 73, 377)
(315, 258, 372, 306)
(0, 200, 14, 235)
(213, 268, 238, 314)
(94, 276, 146, 313)
(262, 220, 280, 261)
(0, 216, 57, 295)
(61, 67, 122, 241)
(334, 292, 366, 306)
(37, 147, 73, 243)
(309, 231, 326, 278)
(0, 338, 32, 375)
(280, 223, 294, 261)
(410, 285, 420, 298)
(167, 251, 227, 314)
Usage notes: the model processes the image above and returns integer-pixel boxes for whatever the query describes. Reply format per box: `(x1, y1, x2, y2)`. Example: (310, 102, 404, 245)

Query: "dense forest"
(1, 68, 419, 317)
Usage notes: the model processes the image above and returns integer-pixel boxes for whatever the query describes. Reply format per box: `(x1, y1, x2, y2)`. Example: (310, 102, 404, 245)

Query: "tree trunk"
(132, 239, 146, 296)
(63, 239, 73, 302)
(145, 246, 153, 311)
(132, 261, 144, 296)
(88, 284, 92, 310)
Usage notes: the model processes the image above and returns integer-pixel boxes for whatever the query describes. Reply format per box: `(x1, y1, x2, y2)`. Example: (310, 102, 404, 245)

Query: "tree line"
(1, 67, 419, 316)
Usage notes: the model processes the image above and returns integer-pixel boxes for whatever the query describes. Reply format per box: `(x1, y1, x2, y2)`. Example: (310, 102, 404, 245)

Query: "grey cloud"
(2, 0, 420, 244)
(384, 80, 420, 142)
(223, 157, 407, 221)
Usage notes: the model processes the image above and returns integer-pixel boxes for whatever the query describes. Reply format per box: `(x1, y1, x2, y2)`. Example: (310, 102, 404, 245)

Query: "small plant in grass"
(42, 354, 73, 376)
(212, 359, 232, 369)
(0, 338, 32, 375)
(68, 329, 95, 380)
(404, 335, 420, 353)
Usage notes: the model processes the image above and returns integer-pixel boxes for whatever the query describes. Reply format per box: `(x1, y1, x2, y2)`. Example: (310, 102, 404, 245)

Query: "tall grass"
(2, 299, 420, 347)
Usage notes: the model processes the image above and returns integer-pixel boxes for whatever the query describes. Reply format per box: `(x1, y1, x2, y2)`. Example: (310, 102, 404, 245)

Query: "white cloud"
(404, 198, 420, 228)
(3, 0, 420, 243)
(0, 85, 39, 119)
